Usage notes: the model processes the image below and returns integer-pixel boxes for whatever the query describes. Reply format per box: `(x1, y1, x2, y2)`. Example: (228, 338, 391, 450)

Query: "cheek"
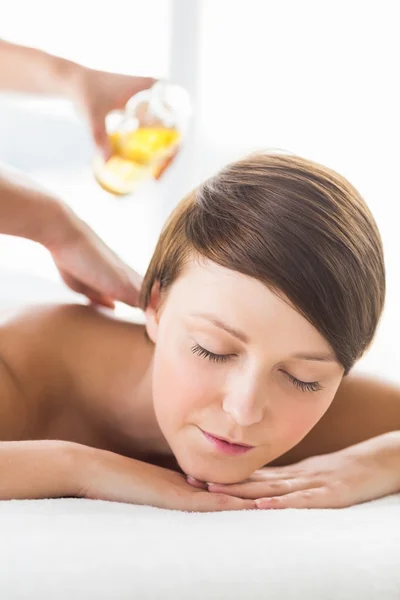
(271, 391, 336, 451)
(151, 338, 216, 432)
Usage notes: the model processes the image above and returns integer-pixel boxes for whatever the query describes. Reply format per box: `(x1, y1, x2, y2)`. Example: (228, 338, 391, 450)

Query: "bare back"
(0, 305, 155, 456)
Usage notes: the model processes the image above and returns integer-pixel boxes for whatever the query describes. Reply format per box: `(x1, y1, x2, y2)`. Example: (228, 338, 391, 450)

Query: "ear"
(144, 281, 162, 343)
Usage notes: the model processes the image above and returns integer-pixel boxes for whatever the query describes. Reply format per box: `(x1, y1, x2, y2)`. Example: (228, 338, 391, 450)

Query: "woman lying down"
(1, 153, 399, 512)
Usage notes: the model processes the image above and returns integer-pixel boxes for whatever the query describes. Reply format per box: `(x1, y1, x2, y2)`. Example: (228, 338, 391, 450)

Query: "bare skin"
(1, 302, 399, 470)
(0, 305, 166, 464)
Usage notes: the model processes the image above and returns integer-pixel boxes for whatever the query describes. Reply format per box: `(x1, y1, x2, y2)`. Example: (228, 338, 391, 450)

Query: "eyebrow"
(190, 312, 337, 362)
(290, 352, 336, 363)
(191, 313, 249, 343)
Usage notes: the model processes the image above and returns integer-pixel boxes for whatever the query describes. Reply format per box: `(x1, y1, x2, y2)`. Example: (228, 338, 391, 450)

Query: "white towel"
(1, 495, 399, 599)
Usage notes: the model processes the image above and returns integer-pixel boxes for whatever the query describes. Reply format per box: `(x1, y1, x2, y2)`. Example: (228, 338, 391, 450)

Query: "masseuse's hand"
(0, 42, 154, 161)
(49, 206, 142, 308)
(199, 432, 400, 509)
(70, 67, 155, 159)
(0, 165, 141, 307)
(77, 446, 255, 512)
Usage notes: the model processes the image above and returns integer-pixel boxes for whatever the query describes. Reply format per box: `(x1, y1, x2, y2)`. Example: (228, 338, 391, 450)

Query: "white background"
(0, 0, 399, 381)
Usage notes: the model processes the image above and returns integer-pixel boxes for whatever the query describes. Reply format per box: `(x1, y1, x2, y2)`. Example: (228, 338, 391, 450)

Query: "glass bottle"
(93, 80, 191, 196)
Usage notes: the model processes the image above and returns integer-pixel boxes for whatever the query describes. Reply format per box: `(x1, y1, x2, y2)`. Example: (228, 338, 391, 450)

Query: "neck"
(94, 348, 172, 460)
(130, 355, 172, 456)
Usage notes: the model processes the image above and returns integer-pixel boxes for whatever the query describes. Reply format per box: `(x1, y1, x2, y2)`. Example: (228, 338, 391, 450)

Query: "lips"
(201, 429, 254, 456)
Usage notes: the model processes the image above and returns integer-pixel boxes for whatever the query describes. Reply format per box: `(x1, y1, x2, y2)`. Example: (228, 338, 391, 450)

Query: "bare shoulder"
(39, 304, 152, 420)
(35, 303, 149, 369)
(0, 304, 68, 440)
(31, 304, 151, 401)
(0, 304, 150, 440)
(0, 303, 147, 359)
(326, 373, 400, 437)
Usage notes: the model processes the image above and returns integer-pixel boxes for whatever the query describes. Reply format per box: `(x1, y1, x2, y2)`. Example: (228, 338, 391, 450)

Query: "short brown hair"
(140, 153, 385, 373)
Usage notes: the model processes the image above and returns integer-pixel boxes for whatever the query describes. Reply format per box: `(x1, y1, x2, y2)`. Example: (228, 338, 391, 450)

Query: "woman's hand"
(201, 432, 400, 509)
(77, 445, 255, 512)
(70, 66, 155, 159)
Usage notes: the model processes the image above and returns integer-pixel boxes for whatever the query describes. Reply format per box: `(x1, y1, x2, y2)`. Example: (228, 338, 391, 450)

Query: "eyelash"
(281, 371, 322, 393)
(190, 343, 231, 363)
(190, 344, 322, 392)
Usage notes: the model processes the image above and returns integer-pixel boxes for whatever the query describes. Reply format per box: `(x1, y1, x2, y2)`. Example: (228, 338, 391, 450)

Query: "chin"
(174, 452, 254, 485)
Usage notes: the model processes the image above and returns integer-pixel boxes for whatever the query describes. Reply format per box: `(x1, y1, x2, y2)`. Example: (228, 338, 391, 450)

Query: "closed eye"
(190, 345, 322, 392)
(280, 370, 322, 393)
(190, 343, 233, 364)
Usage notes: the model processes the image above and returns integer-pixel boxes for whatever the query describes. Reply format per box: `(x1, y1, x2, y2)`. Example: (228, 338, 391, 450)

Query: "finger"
(246, 468, 302, 482)
(91, 117, 112, 160)
(112, 76, 156, 109)
(186, 476, 208, 490)
(112, 268, 142, 307)
(255, 486, 337, 509)
(132, 76, 157, 97)
(153, 147, 179, 180)
(73, 283, 115, 307)
(60, 266, 138, 309)
(208, 477, 314, 499)
(59, 272, 115, 308)
(82, 289, 115, 309)
(187, 492, 255, 513)
(94, 265, 142, 308)
(58, 270, 94, 297)
(87, 295, 116, 309)
(207, 468, 302, 488)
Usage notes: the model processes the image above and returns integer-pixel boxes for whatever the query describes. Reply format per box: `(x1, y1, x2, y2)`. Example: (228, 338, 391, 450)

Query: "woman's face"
(146, 259, 344, 484)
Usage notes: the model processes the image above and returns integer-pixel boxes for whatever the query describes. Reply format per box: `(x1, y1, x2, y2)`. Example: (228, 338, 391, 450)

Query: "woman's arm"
(0, 440, 81, 499)
(0, 439, 253, 511)
(273, 374, 400, 465)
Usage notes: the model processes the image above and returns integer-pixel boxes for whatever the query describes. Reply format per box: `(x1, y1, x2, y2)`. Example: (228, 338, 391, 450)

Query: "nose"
(222, 375, 264, 427)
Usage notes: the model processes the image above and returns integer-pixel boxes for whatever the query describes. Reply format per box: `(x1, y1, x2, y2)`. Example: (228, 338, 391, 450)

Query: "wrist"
(370, 431, 400, 493)
(0, 165, 80, 248)
(65, 442, 100, 499)
(57, 59, 92, 109)
(49, 53, 86, 99)
(50, 440, 86, 498)
(35, 198, 83, 253)
(383, 430, 400, 470)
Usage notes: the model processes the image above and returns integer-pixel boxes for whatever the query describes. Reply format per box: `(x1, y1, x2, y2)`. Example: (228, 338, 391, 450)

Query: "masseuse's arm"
(0, 164, 141, 306)
(0, 39, 76, 96)
(275, 375, 400, 465)
(0, 39, 154, 156)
